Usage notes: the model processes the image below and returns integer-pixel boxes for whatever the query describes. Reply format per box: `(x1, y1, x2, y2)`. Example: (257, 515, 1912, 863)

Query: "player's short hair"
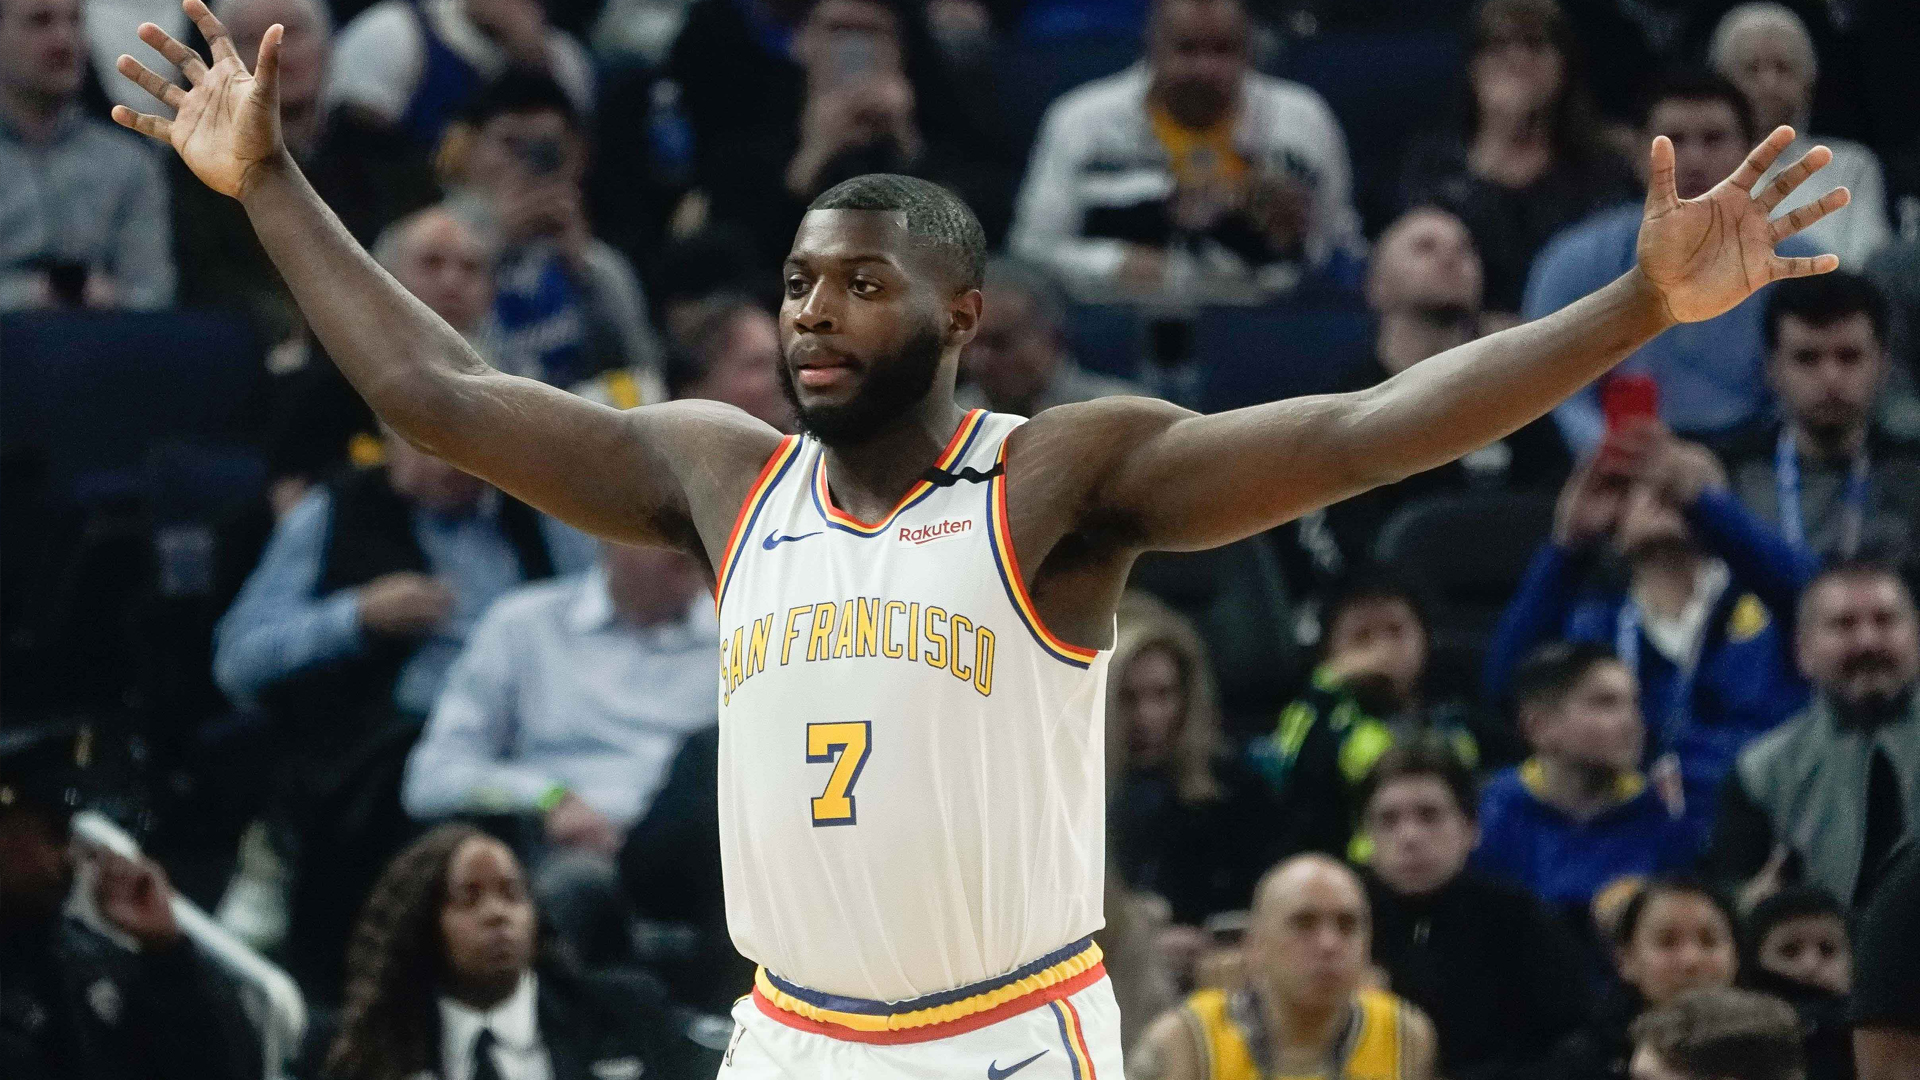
(1640, 69, 1756, 143)
(1359, 740, 1479, 822)
(1510, 640, 1621, 714)
(1763, 270, 1889, 350)
(808, 174, 987, 293)
(1629, 988, 1806, 1080)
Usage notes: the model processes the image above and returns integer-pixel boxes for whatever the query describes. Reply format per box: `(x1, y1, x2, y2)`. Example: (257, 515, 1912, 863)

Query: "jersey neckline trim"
(810, 409, 989, 536)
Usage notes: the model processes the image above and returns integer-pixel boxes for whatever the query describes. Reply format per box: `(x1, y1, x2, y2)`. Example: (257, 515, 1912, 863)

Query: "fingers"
(1771, 252, 1842, 280)
(1770, 186, 1851, 242)
(137, 22, 207, 83)
(1756, 143, 1834, 211)
(254, 22, 284, 88)
(183, 0, 241, 65)
(115, 55, 186, 110)
(1726, 125, 1796, 194)
(1645, 135, 1678, 214)
(110, 104, 174, 145)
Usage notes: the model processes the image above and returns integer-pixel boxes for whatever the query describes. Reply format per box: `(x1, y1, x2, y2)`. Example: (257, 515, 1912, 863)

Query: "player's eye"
(785, 276, 809, 298)
(850, 277, 882, 296)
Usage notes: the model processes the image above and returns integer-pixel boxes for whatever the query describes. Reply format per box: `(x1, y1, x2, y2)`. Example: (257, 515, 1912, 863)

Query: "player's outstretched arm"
(1062, 126, 1850, 553)
(110, 1, 776, 550)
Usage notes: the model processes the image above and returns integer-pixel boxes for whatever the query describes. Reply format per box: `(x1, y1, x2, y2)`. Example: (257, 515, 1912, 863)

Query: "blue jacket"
(1473, 760, 1699, 913)
(1523, 202, 1815, 454)
(1485, 488, 1817, 829)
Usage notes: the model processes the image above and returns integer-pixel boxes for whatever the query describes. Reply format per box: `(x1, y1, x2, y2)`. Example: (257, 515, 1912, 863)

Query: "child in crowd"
(1741, 887, 1855, 1080)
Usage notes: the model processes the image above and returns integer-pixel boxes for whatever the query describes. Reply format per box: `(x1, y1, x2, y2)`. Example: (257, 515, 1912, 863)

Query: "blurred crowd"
(4, 0, 1920, 1078)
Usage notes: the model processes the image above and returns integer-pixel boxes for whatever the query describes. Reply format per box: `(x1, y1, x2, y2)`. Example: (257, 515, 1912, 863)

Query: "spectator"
(1526, 72, 1815, 453)
(1399, 0, 1636, 318)
(1307, 207, 1572, 572)
(174, 0, 439, 345)
(1704, 562, 1920, 909)
(1474, 642, 1699, 919)
(213, 425, 591, 994)
(958, 257, 1143, 417)
(1721, 272, 1920, 566)
(0, 724, 261, 1080)
(1009, 0, 1362, 302)
(1864, 238, 1918, 388)
(1628, 987, 1807, 1080)
(577, 291, 793, 432)
(1361, 743, 1591, 1080)
(1487, 429, 1815, 822)
(401, 541, 717, 960)
(1134, 855, 1438, 1080)
(1, 0, 173, 311)
(1710, 3, 1890, 267)
(265, 205, 499, 517)
(319, 823, 719, 1080)
(1852, 846, 1920, 1080)
(446, 71, 662, 387)
(1549, 877, 1741, 1080)
(1250, 571, 1481, 862)
(694, 0, 1013, 267)
(1106, 591, 1274, 925)
(325, 0, 594, 151)
(1739, 887, 1853, 1080)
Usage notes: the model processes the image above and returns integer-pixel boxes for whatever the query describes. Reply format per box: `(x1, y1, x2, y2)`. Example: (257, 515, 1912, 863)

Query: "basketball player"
(1137, 855, 1434, 1080)
(110, 4, 1849, 1076)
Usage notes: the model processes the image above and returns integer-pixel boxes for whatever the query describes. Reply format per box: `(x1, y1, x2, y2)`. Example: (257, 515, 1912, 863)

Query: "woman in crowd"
(1550, 877, 1741, 1080)
(320, 824, 718, 1080)
(1106, 592, 1275, 927)
(1398, 0, 1634, 322)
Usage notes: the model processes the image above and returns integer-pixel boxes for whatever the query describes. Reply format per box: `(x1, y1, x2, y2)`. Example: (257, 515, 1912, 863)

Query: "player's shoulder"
(640, 399, 788, 461)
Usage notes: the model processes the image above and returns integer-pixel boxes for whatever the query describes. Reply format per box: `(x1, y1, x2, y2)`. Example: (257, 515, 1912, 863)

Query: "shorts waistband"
(751, 937, 1105, 1044)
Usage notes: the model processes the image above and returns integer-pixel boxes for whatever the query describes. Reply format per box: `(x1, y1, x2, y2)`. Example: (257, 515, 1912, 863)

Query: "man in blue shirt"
(1487, 427, 1816, 834)
(1476, 642, 1698, 921)
(1527, 72, 1817, 454)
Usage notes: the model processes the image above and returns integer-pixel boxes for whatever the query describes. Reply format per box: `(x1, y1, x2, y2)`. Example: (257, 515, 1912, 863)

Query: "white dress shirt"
(438, 973, 551, 1080)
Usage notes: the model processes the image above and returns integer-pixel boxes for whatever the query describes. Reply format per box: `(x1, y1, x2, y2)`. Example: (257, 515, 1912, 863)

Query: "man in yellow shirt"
(1137, 855, 1436, 1080)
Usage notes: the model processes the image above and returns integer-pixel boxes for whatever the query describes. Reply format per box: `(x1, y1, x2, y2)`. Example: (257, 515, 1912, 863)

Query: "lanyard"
(1616, 590, 1717, 760)
(1777, 428, 1870, 555)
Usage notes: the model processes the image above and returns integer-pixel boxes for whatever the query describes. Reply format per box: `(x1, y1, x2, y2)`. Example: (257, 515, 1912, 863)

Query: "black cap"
(0, 722, 95, 816)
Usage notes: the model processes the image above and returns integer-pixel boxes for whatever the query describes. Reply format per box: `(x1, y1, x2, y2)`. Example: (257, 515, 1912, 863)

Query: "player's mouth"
(789, 344, 861, 392)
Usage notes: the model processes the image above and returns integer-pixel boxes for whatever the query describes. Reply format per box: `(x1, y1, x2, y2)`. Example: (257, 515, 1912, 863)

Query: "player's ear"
(945, 288, 983, 348)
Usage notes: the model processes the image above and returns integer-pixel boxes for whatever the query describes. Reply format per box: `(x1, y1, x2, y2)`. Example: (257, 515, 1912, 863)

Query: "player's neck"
(818, 397, 972, 522)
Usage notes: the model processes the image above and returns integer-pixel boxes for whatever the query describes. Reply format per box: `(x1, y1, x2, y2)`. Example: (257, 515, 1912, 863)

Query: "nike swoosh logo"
(988, 1050, 1048, 1080)
(761, 530, 823, 550)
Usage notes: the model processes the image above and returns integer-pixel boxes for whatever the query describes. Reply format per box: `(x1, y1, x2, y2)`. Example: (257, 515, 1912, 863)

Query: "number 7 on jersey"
(806, 721, 871, 826)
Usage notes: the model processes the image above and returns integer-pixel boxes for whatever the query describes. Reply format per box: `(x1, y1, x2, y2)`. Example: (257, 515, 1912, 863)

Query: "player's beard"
(780, 324, 945, 448)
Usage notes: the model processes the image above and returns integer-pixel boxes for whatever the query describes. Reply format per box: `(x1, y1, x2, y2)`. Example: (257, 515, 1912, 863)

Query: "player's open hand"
(110, 0, 285, 200)
(1636, 126, 1849, 324)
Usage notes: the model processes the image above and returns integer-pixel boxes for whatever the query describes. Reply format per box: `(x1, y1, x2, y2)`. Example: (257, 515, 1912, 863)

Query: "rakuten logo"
(898, 519, 973, 545)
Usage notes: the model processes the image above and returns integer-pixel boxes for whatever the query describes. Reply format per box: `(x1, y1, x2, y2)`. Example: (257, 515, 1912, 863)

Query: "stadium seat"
(1372, 491, 1558, 698)
(1279, 29, 1465, 235)
(1194, 302, 1373, 413)
(1130, 533, 1300, 736)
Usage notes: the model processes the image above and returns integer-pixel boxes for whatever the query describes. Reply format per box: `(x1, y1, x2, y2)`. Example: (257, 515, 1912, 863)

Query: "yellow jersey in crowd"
(1180, 985, 1414, 1080)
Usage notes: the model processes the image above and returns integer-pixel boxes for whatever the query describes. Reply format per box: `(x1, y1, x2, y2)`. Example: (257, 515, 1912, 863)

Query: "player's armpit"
(405, 383, 784, 562)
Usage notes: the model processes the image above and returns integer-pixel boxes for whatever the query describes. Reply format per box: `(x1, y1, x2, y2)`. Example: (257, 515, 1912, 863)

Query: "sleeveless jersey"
(712, 410, 1111, 1001)
(1182, 987, 1412, 1080)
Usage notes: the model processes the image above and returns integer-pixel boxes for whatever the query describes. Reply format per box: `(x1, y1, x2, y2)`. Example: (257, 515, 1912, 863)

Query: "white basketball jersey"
(712, 410, 1109, 1001)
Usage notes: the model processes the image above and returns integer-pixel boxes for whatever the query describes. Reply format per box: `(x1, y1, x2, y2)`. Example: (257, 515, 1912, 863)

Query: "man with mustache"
(1705, 561, 1920, 909)
(1720, 271, 1920, 567)
(111, 2, 1848, 1074)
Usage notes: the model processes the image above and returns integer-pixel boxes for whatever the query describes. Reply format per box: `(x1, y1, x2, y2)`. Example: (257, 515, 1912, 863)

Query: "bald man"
(1137, 855, 1436, 1080)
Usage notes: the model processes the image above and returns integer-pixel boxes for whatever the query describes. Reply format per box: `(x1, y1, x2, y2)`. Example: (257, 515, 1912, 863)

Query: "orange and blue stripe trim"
(810, 409, 989, 536)
(985, 442, 1100, 669)
(1050, 996, 1099, 1080)
(714, 435, 803, 614)
(751, 937, 1105, 1044)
